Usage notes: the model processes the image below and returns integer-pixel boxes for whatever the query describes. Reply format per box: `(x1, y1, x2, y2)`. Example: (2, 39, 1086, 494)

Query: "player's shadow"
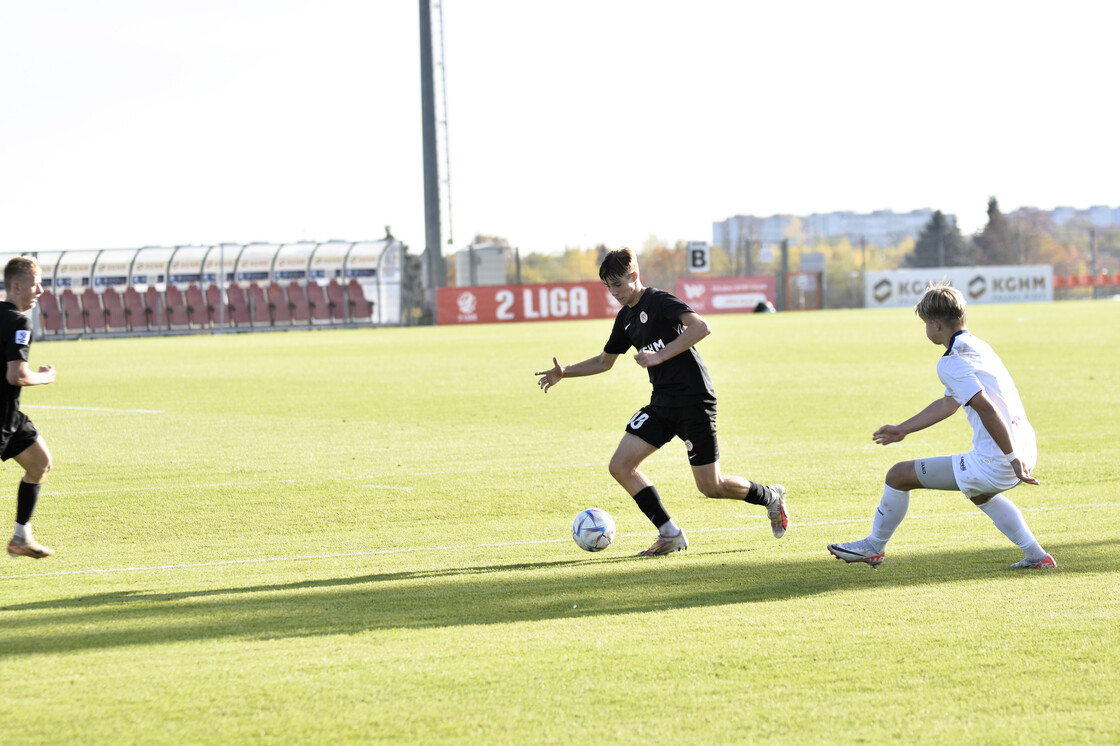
(1, 537, 1113, 657)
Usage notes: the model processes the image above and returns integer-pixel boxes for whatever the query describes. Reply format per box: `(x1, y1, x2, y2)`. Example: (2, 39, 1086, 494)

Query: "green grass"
(2, 300, 1118, 744)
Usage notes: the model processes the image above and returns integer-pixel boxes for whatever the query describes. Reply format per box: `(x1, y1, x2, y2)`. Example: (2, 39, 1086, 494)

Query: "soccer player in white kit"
(828, 281, 1055, 570)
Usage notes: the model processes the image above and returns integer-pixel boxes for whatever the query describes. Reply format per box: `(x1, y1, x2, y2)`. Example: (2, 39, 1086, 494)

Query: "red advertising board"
(438, 282, 620, 325)
(674, 276, 775, 314)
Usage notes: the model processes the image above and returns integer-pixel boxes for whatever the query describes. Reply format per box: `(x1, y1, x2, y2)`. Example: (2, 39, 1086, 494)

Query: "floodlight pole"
(419, 0, 445, 318)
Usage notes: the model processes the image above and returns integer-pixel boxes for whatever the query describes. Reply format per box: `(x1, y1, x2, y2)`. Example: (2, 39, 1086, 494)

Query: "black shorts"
(1, 411, 39, 461)
(625, 404, 719, 466)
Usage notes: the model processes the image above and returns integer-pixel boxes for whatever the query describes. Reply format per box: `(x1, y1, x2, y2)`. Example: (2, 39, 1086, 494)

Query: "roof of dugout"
(2, 239, 402, 291)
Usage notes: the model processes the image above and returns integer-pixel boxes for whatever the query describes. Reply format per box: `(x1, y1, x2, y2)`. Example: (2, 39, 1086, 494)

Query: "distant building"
(713, 208, 948, 250)
(1009, 205, 1120, 228)
(454, 243, 511, 287)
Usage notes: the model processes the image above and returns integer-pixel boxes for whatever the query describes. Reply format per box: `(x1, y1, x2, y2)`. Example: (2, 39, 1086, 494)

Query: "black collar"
(942, 329, 968, 356)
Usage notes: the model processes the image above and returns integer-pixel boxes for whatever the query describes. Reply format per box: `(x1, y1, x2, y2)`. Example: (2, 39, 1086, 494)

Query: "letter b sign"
(687, 241, 710, 273)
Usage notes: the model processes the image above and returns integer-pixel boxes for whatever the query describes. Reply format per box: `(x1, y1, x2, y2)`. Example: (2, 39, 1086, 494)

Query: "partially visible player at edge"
(535, 247, 788, 556)
(3, 257, 56, 559)
(829, 281, 1054, 570)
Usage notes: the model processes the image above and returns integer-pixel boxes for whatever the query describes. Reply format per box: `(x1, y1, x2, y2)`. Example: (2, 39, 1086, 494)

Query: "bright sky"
(2, 1, 1117, 257)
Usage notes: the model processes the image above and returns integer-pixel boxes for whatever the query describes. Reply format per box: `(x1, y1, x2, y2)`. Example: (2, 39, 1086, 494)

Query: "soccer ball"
(571, 507, 615, 552)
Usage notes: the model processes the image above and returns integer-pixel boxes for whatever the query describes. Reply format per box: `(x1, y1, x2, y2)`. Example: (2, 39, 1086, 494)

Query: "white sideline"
(3, 502, 1113, 581)
(23, 405, 164, 414)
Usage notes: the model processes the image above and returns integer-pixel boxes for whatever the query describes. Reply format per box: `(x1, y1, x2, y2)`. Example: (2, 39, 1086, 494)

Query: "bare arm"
(966, 389, 1040, 485)
(873, 395, 960, 445)
(535, 351, 619, 393)
(7, 360, 55, 387)
(633, 311, 711, 369)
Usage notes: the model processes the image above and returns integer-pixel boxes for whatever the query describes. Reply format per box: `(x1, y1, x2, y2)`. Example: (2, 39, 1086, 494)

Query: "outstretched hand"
(535, 357, 563, 393)
(1013, 459, 1041, 486)
(872, 424, 906, 446)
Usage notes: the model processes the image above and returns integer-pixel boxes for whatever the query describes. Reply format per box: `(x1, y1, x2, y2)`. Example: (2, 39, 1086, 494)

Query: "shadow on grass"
(1, 537, 1115, 656)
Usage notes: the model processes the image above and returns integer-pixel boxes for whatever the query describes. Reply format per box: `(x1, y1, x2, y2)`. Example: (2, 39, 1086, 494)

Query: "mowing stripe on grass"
(5, 502, 1112, 581)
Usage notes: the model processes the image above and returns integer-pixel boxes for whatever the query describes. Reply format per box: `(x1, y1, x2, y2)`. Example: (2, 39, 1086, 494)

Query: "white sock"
(868, 485, 910, 550)
(13, 521, 29, 540)
(977, 494, 1044, 559)
(658, 519, 681, 537)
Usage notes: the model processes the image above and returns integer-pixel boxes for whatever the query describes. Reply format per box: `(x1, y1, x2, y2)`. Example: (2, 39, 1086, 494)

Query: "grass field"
(2, 299, 1118, 745)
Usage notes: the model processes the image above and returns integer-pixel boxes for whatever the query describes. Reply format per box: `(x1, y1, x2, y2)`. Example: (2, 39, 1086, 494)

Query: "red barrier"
(438, 282, 619, 325)
(674, 276, 776, 314)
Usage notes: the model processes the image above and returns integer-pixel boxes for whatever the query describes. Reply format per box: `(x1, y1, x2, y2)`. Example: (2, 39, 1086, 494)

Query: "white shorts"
(915, 452, 1024, 498)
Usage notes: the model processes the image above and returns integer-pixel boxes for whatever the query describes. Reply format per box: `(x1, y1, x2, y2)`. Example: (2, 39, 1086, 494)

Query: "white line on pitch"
(37, 480, 301, 497)
(4, 502, 1113, 581)
(23, 405, 164, 414)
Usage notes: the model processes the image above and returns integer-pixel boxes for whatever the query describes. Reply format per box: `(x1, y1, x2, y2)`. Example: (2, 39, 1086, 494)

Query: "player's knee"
(26, 458, 50, 483)
(885, 461, 914, 490)
(694, 478, 722, 499)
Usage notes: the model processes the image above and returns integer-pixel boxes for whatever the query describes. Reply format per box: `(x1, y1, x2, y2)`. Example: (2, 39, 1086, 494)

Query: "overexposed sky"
(2, 0, 1117, 256)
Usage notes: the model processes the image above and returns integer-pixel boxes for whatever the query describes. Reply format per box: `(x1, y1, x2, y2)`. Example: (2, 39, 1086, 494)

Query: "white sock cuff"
(882, 484, 910, 501)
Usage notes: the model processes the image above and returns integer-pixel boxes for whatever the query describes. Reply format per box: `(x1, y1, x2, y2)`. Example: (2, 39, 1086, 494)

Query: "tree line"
(434, 197, 1116, 310)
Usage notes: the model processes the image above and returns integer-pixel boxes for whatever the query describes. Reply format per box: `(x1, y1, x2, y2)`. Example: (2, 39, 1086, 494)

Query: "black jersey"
(604, 288, 716, 407)
(0, 301, 32, 431)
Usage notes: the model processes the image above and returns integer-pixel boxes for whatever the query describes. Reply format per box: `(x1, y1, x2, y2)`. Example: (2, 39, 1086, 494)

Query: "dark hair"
(598, 247, 637, 282)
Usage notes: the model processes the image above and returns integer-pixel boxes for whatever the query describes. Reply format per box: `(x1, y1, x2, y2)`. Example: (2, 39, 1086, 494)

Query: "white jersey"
(937, 330, 1037, 470)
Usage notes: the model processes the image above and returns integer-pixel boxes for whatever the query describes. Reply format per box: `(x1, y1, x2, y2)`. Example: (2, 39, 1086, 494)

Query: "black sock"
(743, 481, 771, 507)
(632, 485, 671, 530)
(16, 481, 41, 526)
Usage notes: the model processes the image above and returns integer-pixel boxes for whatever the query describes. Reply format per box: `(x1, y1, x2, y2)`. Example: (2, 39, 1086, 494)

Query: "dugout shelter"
(2, 239, 404, 338)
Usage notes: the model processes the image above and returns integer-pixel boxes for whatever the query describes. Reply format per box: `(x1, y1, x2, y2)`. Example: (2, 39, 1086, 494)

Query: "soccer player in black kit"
(536, 247, 788, 555)
(2, 257, 57, 559)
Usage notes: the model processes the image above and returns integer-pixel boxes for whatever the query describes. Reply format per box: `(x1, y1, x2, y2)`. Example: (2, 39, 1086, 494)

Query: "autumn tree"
(973, 197, 1018, 265)
(905, 210, 972, 267)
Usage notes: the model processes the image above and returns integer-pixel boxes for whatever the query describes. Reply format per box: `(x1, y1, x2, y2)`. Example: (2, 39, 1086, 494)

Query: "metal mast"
(419, 0, 445, 302)
(434, 0, 454, 247)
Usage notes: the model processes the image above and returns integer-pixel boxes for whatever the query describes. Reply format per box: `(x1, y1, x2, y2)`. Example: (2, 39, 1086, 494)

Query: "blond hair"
(915, 281, 966, 322)
(4, 256, 40, 290)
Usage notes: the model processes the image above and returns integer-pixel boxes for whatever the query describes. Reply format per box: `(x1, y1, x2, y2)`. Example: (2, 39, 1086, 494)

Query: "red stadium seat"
(205, 284, 224, 325)
(287, 282, 310, 324)
(124, 286, 148, 331)
(102, 287, 128, 331)
(226, 283, 251, 326)
(306, 282, 330, 323)
(61, 289, 85, 333)
(327, 278, 347, 321)
(1052, 275, 1067, 288)
(267, 282, 291, 325)
(1112, 272, 1120, 287)
(164, 285, 189, 328)
(346, 279, 373, 321)
(144, 287, 165, 330)
(1095, 273, 1112, 287)
(37, 290, 63, 333)
(186, 283, 209, 327)
(82, 289, 105, 332)
(248, 282, 270, 326)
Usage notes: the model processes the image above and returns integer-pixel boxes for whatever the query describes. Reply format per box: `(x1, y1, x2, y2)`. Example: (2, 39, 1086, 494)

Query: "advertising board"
(864, 265, 1053, 308)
